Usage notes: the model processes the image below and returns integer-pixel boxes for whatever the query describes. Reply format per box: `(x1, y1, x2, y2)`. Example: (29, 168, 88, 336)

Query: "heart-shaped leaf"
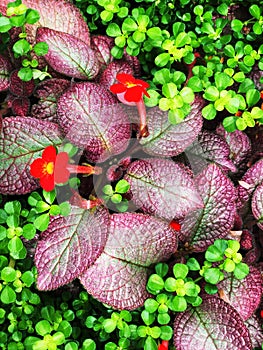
(180, 164, 236, 252)
(0, 117, 63, 194)
(186, 130, 236, 174)
(124, 158, 203, 221)
(237, 159, 263, 210)
(99, 60, 134, 90)
(0, 54, 11, 92)
(140, 96, 204, 157)
(36, 28, 99, 80)
(217, 266, 262, 320)
(57, 82, 131, 163)
(90, 35, 114, 68)
(31, 78, 71, 121)
(216, 125, 251, 169)
(80, 213, 178, 310)
(251, 183, 263, 230)
(35, 206, 109, 290)
(173, 296, 252, 350)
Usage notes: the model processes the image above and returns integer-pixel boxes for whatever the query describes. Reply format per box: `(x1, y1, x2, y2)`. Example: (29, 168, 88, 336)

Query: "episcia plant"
(0, 0, 263, 349)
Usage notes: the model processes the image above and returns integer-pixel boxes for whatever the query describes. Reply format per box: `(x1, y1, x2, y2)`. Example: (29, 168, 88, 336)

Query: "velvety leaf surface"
(0, 55, 11, 92)
(90, 35, 114, 68)
(217, 266, 262, 320)
(173, 296, 252, 350)
(124, 158, 203, 221)
(186, 130, 236, 174)
(10, 97, 30, 117)
(31, 78, 71, 121)
(251, 183, 263, 230)
(35, 206, 109, 290)
(180, 164, 236, 251)
(100, 60, 134, 90)
(244, 315, 263, 349)
(0, 117, 63, 194)
(140, 96, 204, 157)
(57, 82, 131, 163)
(237, 159, 263, 210)
(9, 70, 35, 97)
(80, 213, 178, 309)
(216, 125, 251, 169)
(1, 0, 90, 45)
(36, 28, 99, 80)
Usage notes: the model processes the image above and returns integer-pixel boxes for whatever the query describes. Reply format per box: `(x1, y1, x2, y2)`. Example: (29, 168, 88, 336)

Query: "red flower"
(169, 220, 181, 231)
(158, 340, 169, 350)
(30, 145, 102, 192)
(110, 73, 150, 103)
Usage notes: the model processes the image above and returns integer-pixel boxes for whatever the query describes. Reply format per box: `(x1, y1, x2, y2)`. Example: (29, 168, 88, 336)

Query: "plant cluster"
(0, 0, 263, 349)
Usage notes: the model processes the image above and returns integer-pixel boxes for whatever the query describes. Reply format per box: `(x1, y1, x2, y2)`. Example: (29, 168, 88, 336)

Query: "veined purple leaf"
(0, 55, 11, 92)
(237, 159, 263, 210)
(124, 158, 203, 221)
(251, 183, 263, 230)
(90, 35, 114, 68)
(217, 266, 262, 321)
(216, 125, 251, 169)
(31, 78, 71, 121)
(80, 213, 178, 310)
(0, 117, 63, 195)
(245, 315, 263, 349)
(9, 70, 35, 97)
(173, 296, 252, 350)
(186, 130, 236, 174)
(35, 206, 109, 290)
(10, 96, 30, 117)
(180, 164, 236, 252)
(36, 28, 99, 80)
(57, 82, 131, 163)
(1, 0, 90, 45)
(140, 96, 204, 157)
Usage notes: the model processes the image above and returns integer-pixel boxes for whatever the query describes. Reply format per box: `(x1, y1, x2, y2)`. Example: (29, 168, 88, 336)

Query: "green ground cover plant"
(0, 0, 263, 349)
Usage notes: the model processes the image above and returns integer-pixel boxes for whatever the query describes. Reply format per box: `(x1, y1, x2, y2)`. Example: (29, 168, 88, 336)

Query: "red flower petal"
(169, 220, 181, 231)
(116, 73, 136, 84)
(42, 145, 57, 162)
(134, 78, 150, 89)
(124, 86, 143, 102)
(54, 152, 70, 183)
(40, 173, 55, 192)
(110, 83, 127, 94)
(30, 158, 46, 178)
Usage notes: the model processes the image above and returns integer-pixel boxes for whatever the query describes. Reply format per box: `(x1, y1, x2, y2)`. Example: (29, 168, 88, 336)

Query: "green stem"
(9, 257, 16, 269)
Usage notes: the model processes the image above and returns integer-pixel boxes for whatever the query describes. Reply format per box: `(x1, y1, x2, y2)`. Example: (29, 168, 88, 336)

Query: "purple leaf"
(244, 315, 263, 349)
(80, 213, 178, 309)
(10, 96, 30, 117)
(0, 117, 63, 194)
(216, 125, 251, 169)
(36, 28, 99, 80)
(57, 82, 131, 163)
(90, 35, 114, 69)
(251, 183, 263, 230)
(217, 266, 262, 320)
(35, 206, 109, 290)
(0, 54, 11, 92)
(180, 164, 236, 252)
(173, 296, 252, 350)
(140, 96, 204, 157)
(31, 78, 71, 121)
(9, 70, 35, 97)
(0, 0, 91, 45)
(186, 130, 236, 174)
(237, 159, 263, 210)
(124, 158, 203, 221)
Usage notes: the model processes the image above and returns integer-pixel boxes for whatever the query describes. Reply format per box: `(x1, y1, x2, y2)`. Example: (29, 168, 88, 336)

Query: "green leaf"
(1, 286, 16, 304)
(184, 281, 200, 297)
(141, 310, 155, 326)
(155, 263, 168, 278)
(9, 14, 26, 26)
(223, 116, 238, 132)
(111, 193, 122, 204)
(25, 9, 40, 24)
(147, 27, 163, 40)
(175, 32, 190, 47)
(59, 202, 71, 216)
(164, 277, 177, 292)
(4, 201, 21, 215)
(170, 295, 187, 312)
(103, 319, 117, 333)
(157, 313, 170, 325)
(162, 82, 178, 98)
(21, 271, 35, 287)
(160, 325, 173, 340)
(236, 117, 247, 130)
(8, 236, 24, 253)
(204, 283, 218, 294)
(187, 76, 203, 92)
(224, 44, 235, 57)
(223, 258, 236, 272)
(115, 179, 130, 194)
(234, 262, 249, 279)
(144, 298, 159, 313)
(13, 38, 31, 55)
(186, 257, 200, 271)
(43, 189, 56, 205)
(33, 42, 48, 56)
(204, 86, 220, 101)
(205, 245, 224, 262)
(49, 205, 61, 216)
(0, 17, 12, 33)
(173, 263, 189, 279)
(33, 213, 50, 231)
(115, 35, 126, 48)
(225, 97, 240, 114)
(249, 4, 261, 19)
(147, 274, 164, 292)
(155, 53, 170, 67)
(22, 223, 36, 239)
(28, 192, 42, 207)
(203, 268, 223, 284)
(231, 19, 243, 32)
(36, 201, 50, 213)
(115, 200, 129, 213)
(180, 87, 194, 103)
(246, 89, 260, 107)
(122, 18, 138, 32)
(215, 72, 232, 90)
(1, 266, 16, 282)
(238, 78, 255, 93)
(100, 10, 113, 22)
(217, 3, 228, 16)
(144, 336, 158, 350)
(106, 23, 122, 37)
(18, 67, 33, 81)
(36, 320, 52, 336)
(202, 103, 217, 120)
